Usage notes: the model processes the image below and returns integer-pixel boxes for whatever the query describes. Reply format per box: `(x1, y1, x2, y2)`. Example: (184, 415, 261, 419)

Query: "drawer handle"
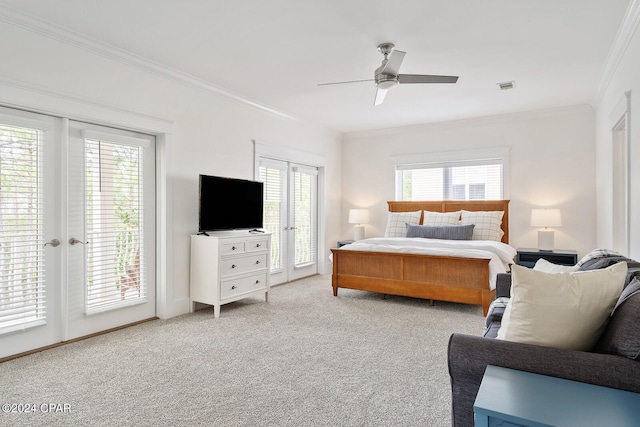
(231, 285, 236, 290)
(256, 243, 261, 248)
(255, 280, 260, 284)
(231, 264, 237, 269)
(255, 260, 260, 264)
(231, 246, 237, 250)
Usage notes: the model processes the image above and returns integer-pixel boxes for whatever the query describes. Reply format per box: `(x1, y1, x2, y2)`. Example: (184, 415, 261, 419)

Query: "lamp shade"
(348, 209, 370, 224)
(530, 209, 562, 228)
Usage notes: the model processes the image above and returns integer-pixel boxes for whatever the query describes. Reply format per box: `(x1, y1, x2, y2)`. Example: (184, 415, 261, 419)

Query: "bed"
(331, 200, 514, 315)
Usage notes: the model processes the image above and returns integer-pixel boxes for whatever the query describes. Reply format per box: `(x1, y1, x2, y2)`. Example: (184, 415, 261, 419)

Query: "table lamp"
(349, 209, 370, 241)
(530, 208, 562, 251)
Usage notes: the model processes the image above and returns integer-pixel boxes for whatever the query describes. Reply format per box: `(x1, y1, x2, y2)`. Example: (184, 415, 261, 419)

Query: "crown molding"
(0, 75, 175, 134)
(0, 4, 316, 127)
(342, 104, 594, 141)
(593, 0, 640, 105)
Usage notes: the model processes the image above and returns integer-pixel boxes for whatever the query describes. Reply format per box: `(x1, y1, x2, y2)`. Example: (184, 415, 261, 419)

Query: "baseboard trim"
(0, 317, 159, 364)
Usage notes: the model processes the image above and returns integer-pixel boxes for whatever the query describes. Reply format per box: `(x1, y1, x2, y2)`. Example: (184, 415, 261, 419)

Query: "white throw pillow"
(384, 210, 422, 238)
(459, 210, 504, 241)
(422, 210, 461, 226)
(533, 258, 579, 273)
(497, 262, 627, 351)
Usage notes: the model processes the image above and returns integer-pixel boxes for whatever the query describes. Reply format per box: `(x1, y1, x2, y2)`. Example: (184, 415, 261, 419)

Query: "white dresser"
(190, 231, 271, 318)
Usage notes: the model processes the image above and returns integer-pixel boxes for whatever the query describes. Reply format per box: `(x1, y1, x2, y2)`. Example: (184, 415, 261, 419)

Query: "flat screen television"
(198, 175, 264, 232)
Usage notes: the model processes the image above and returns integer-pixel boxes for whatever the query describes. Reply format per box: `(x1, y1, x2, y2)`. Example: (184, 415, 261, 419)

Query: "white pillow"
(459, 210, 504, 241)
(533, 258, 579, 273)
(422, 210, 461, 226)
(384, 210, 422, 238)
(497, 262, 627, 351)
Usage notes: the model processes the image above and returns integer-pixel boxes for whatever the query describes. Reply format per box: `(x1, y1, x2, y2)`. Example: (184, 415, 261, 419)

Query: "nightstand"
(474, 365, 640, 427)
(516, 248, 577, 268)
(337, 240, 354, 248)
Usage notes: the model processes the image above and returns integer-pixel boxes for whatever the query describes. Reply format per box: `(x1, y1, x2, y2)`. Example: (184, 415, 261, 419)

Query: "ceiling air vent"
(498, 81, 515, 91)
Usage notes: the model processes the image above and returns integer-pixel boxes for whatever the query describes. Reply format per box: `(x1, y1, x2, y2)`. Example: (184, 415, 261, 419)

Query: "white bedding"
(335, 237, 517, 290)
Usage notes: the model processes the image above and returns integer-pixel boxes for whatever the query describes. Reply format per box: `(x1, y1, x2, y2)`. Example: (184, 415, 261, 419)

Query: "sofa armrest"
(447, 333, 640, 427)
(495, 273, 512, 298)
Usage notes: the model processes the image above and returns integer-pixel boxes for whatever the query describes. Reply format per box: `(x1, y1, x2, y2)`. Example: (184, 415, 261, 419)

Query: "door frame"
(608, 90, 631, 256)
(253, 141, 327, 281)
(64, 120, 157, 340)
(0, 79, 176, 319)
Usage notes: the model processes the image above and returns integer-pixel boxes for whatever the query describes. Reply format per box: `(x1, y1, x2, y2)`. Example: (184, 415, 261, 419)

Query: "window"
(84, 134, 148, 312)
(396, 158, 503, 201)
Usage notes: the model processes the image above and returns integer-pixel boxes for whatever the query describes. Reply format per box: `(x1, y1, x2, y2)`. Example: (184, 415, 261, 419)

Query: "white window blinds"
(292, 166, 317, 267)
(259, 161, 286, 271)
(0, 124, 46, 332)
(397, 158, 503, 201)
(84, 137, 146, 312)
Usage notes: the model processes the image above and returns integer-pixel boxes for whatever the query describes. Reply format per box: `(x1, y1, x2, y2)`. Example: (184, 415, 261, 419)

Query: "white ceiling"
(0, 0, 631, 133)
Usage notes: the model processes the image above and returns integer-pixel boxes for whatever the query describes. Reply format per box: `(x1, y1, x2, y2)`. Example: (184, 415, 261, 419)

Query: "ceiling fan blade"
(317, 79, 374, 86)
(398, 74, 459, 84)
(381, 50, 406, 76)
(374, 87, 389, 106)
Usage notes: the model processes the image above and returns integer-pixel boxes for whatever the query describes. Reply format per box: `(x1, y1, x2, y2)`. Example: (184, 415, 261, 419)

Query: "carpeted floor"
(0, 275, 484, 427)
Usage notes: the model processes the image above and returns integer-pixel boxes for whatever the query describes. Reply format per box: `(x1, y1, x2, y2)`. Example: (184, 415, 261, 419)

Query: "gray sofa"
(447, 253, 640, 427)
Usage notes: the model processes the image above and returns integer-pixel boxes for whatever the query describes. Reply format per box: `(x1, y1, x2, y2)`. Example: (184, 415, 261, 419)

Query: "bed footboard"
(331, 249, 494, 315)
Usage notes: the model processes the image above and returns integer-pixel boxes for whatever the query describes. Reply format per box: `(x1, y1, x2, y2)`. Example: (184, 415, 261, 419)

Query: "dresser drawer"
(221, 273, 267, 299)
(246, 238, 269, 253)
(221, 241, 245, 255)
(221, 254, 267, 277)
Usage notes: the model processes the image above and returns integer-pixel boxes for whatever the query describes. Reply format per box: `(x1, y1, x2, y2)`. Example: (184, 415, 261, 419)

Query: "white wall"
(0, 21, 342, 318)
(341, 107, 597, 257)
(594, 8, 640, 260)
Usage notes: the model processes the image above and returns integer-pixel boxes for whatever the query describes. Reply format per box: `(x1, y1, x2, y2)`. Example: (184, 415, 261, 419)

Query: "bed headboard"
(387, 200, 510, 244)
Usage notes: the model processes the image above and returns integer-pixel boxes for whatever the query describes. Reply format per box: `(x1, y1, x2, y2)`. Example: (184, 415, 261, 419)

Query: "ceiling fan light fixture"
(377, 78, 398, 90)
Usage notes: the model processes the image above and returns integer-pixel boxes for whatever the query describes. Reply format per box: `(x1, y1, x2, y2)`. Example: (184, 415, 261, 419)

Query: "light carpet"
(0, 274, 484, 427)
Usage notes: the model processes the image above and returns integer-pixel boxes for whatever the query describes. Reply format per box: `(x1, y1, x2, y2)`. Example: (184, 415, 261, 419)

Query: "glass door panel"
(258, 158, 317, 284)
(289, 164, 317, 281)
(65, 121, 156, 340)
(0, 107, 61, 359)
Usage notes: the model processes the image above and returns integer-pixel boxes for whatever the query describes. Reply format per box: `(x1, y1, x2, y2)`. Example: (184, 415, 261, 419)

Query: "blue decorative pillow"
(405, 223, 475, 240)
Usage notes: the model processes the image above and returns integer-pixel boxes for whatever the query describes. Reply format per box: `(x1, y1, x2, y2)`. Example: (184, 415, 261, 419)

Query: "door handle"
(43, 239, 60, 247)
(69, 238, 88, 245)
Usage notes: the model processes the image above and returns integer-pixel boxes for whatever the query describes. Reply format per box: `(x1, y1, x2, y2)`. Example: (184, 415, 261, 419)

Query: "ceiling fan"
(318, 43, 459, 106)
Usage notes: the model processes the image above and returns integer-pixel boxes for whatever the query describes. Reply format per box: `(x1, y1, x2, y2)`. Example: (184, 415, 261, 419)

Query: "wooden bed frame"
(331, 200, 510, 315)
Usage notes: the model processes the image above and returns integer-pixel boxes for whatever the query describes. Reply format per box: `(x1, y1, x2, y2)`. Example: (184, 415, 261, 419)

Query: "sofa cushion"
(533, 258, 579, 273)
(497, 262, 627, 351)
(579, 256, 640, 289)
(594, 277, 640, 360)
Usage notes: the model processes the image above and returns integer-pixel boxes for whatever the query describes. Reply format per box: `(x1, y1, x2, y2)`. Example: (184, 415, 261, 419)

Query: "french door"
(0, 107, 155, 359)
(259, 158, 318, 285)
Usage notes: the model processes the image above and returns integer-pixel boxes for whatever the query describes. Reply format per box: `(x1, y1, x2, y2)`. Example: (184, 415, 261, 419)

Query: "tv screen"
(198, 175, 264, 232)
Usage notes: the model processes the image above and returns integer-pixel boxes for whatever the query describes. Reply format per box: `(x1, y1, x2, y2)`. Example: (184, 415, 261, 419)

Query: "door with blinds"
(0, 108, 156, 359)
(259, 159, 318, 285)
(65, 121, 155, 340)
(0, 107, 62, 358)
